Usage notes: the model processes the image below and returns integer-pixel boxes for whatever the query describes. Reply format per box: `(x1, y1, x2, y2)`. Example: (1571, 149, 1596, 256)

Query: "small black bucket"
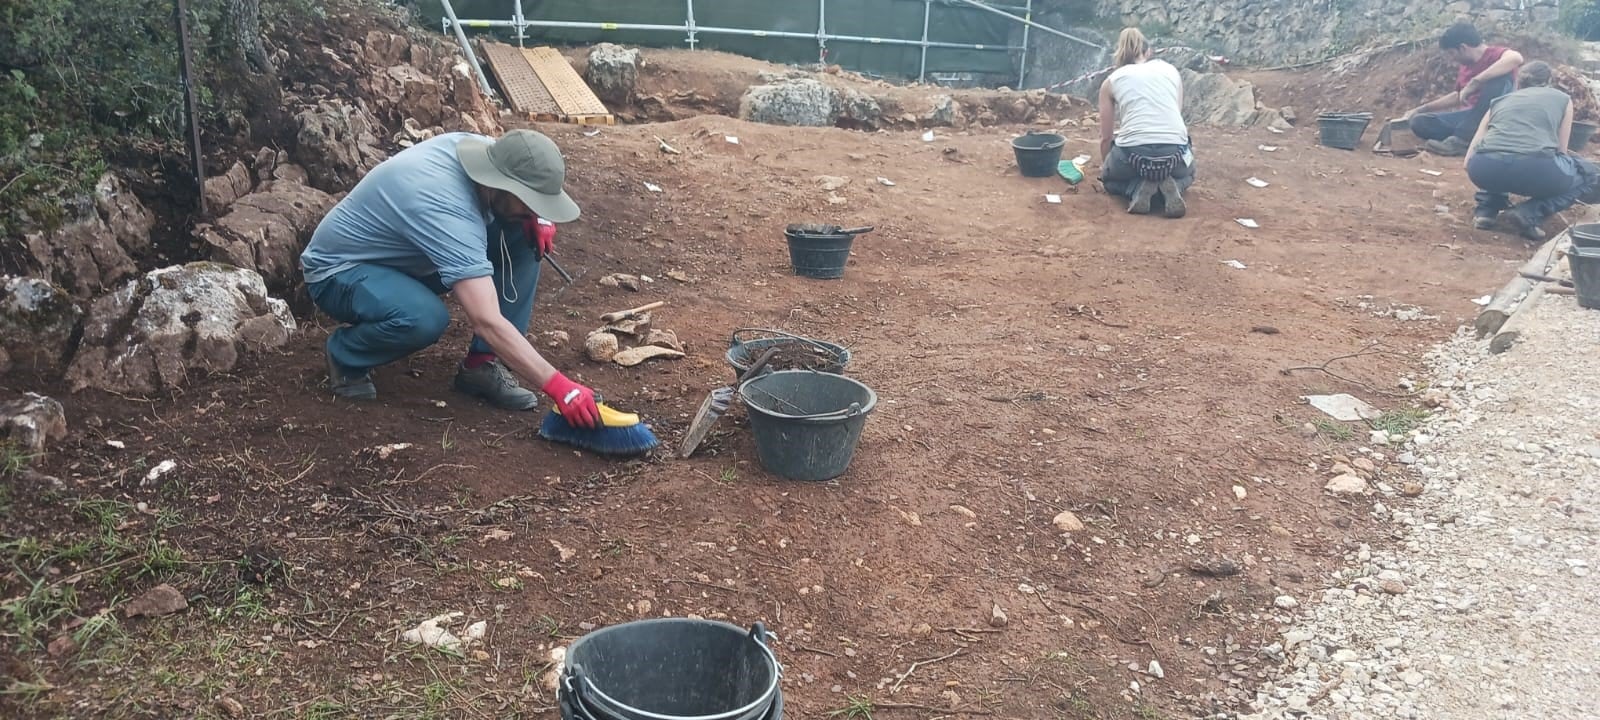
(725, 328, 850, 378)
(741, 370, 877, 482)
(560, 619, 782, 720)
(784, 224, 872, 279)
(1570, 246, 1600, 310)
(1572, 121, 1599, 152)
(1012, 131, 1066, 177)
(1572, 222, 1600, 250)
(1318, 112, 1373, 150)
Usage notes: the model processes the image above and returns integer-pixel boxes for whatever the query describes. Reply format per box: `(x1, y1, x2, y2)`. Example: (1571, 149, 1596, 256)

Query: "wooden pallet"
(480, 42, 615, 125)
(479, 41, 561, 120)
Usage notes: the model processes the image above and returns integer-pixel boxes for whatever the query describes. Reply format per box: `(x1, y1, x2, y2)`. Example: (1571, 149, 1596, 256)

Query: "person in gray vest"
(1465, 61, 1600, 241)
(1097, 28, 1195, 218)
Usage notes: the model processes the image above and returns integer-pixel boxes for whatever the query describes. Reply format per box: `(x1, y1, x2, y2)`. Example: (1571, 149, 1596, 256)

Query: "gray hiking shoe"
(453, 360, 539, 411)
(1425, 136, 1469, 157)
(1503, 209, 1546, 242)
(1158, 177, 1186, 218)
(1128, 180, 1157, 215)
(326, 351, 376, 400)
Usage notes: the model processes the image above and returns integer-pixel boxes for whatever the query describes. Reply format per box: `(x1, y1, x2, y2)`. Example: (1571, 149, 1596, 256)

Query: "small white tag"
(537, 218, 555, 227)
(878, 177, 896, 186)
(921, 130, 936, 142)
(1223, 259, 1248, 269)
(1258, 145, 1280, 152)
(1246, 177, 1269, 188)
(1420, 169, 1443, 176)
(725, 135, 740, 144)
(1072, 154, 1092, 166)
(1045, 194, 1062, 204)
(561, 389, 580, 404)
(1236, 218, 1260, 229)
(1267, 126, 1284, 134)
(644, 182, 663, 193)
(583, 129, 602, 137)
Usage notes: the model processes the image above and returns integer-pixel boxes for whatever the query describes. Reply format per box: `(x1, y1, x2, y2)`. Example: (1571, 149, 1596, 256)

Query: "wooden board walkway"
(479, 42, 615, 125)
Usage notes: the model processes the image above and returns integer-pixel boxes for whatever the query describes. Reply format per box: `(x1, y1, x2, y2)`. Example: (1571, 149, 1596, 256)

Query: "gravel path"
(1240, 294, 1600, 720)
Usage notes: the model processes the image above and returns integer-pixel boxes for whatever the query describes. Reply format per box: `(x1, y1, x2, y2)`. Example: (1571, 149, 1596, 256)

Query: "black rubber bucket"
(1572, 121, 1599, 152)
(1570, 246, 1600, 310)
(784, 224, 871, 280)
(740, 370, 877, 482)
(1318, 112, 1373, 150)
(725, 328, 850, 379)
(559, 620, 782, 720)
(1572, 223, 1600, 250)
(1012, 131, 1066, 177)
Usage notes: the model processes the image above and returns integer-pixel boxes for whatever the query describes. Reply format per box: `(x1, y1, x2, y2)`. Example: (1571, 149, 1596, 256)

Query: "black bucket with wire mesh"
(559, 619, 784, 720)
(725, 328, 850, 379)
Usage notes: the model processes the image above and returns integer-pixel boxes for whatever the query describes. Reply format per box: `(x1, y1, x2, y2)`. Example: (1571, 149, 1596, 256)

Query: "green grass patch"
(1370, 407, 1429, 436)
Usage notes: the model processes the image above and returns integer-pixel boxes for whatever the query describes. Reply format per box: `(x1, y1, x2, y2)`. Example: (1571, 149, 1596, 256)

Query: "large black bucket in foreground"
(559, 619, 782, 720)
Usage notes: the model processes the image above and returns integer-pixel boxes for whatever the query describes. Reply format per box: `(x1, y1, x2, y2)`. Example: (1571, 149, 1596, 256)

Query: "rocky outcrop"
(204, 161, 256, 214)
(0, 277, 81, 377)
(1097, 0, 1558, 65)
(295, 100, 388, 193)
(1180, 69, 1289, 128)
(0, 393, 67, 453)
(21, 174, 154, 299)
(195, 181, 336, 293)
(65, 264, 296, 395)
(355, 29, 499, 138)
(587, 43, 642, 105)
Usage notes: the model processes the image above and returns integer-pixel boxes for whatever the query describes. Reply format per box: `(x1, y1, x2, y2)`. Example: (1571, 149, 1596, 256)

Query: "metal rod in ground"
(173, 0, 205, 216)
(543, 254, 574, 284)
(440, 0, 496, 96)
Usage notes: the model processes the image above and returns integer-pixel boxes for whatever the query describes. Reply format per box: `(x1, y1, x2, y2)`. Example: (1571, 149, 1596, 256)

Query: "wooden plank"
(522, 46, 611, 117)
(1490, 284, 1546, 354)
(479, 41, 560, 117)
(1474, 232, 1567, 337)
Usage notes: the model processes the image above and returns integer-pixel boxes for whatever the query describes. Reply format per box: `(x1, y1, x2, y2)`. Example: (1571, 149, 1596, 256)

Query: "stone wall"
(1093, 0, 1559, 65)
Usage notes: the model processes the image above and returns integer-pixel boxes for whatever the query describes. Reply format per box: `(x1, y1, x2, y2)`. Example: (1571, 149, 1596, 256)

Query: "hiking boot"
(453, 360, 539, 411)
(1128, 180, 1157, 215)
(1158, 177, 1187, 218)
(1425, 136, 1469, 157)
(1472, 214, 1497, 230)
(1503, 209, 1547, 242)
(326, 350, 376, 401)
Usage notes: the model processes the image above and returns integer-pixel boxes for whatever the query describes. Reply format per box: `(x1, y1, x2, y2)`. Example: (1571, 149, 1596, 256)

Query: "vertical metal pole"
(918, 0, 931, 83)
(440, 0, 496, 97)
(686, 0, 698, 49)
(513, 0, 525, 45)
(1018, 0, 1032, 88)
(173, 0, 204, 216)
(817, 0, 827, 64)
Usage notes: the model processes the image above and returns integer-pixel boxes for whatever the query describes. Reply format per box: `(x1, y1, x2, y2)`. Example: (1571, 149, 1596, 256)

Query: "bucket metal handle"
(729, 328, 843, 358)
(564, 627, 784, 720)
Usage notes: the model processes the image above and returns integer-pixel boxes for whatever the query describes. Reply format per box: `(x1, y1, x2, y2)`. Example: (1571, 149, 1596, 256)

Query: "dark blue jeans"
(1101, 143, 1196, 199)
(1466, 152, 1598, 223)
(308, 218, 542, 372)
(1411, 75, 1515, 142)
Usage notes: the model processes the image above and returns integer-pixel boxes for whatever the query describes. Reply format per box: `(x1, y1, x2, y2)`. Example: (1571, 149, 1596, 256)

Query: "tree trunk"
(225, 0, 274, 74)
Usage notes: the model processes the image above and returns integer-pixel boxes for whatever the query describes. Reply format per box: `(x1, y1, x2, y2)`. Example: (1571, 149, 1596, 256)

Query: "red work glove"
(524, 216, 556, 258)
(541, 372, 599, 429)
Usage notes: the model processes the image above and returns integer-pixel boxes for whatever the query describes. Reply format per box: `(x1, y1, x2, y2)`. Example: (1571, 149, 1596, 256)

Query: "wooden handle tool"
(601, 301, 666, 323)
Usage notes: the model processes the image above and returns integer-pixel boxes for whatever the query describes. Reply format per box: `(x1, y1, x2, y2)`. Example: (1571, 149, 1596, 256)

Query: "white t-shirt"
(1107, 60, 1189, 148)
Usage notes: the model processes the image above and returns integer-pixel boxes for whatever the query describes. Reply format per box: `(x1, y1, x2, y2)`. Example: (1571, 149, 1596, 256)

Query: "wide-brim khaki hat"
(457, 130, 581, 223)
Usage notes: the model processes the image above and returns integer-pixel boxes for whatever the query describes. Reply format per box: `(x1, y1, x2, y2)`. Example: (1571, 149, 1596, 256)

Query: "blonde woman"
(1098, 28, 1194, 218)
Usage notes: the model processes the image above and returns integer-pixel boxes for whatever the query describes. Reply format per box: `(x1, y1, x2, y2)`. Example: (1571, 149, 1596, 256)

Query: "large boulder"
(21, 174, 154, 299)
(295, 100, 388, 193)
(0, 277, 82, 377)
(0, 393, 67, 454)
(836, 87, 884, 130)
(586, 43, 642, 105)
(65, 264, 296, 395)
(739, 78, 841, 127)
(195, 181, 337, 293)
(1180, 69, 1286, 128)
(203, 160, 255, 214)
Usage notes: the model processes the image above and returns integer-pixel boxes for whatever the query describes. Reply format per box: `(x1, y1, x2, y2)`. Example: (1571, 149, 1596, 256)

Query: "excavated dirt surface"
(0, 55, 1552, 720)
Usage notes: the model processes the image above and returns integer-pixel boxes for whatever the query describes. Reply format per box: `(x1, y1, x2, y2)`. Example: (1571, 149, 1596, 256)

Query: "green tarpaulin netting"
(423, 0, 1022, 81)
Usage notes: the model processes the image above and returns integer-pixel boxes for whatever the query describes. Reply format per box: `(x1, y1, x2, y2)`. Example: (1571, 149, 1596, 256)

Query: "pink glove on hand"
(541, 372, 599, 429)
(525, 216, 556, 258)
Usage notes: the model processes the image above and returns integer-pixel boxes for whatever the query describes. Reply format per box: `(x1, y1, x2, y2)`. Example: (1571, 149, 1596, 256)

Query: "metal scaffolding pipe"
(918, 0, 931, 83)
(439, 0, 495, 97)
(686, 0, 698, 48)
(513, 0, 525, 44)
(1018, 0, 1031, 87)
(949, 0, 1101, 49)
